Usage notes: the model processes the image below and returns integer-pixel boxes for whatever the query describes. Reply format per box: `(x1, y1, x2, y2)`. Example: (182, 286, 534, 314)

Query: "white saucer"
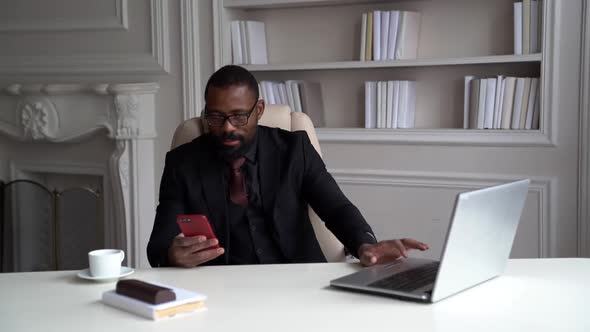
(77, 266, 134, 282)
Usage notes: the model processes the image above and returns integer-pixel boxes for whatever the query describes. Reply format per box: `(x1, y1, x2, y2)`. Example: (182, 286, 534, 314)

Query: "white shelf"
(243, 54, 542, 72)
(316, 128, 553, 147)
(224, 0, 404, 9)
(215, 0, 555, 147)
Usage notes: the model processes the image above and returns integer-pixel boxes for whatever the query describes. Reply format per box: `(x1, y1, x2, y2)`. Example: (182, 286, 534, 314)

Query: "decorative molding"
(317, 128, 553, 146)
(108, 139, 155, 268)
(0, 54, 167, 75)
(1, 83, 159, 268)
(180, 0, 203, 120)
(329, 169, 556, 258)
(0, 0, 168, 74)
(114, 95, 140, 138)
(540, 0, 559, 146)
(107, 83, 161, 95)
(0, 83, 159, 142)
(118, 146, 131, 192)
(579, 0, 590, 258)
(18, 99, 59, 140)
(1, 83, 159, 96)
(0, 0, 128, 32)
(109, 141, 133, 267)
(213, 0, 224, 70)
(151, 0, 171, 73)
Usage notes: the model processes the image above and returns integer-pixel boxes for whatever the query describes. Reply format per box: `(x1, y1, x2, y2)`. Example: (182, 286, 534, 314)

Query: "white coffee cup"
(88, 249, 125, 278)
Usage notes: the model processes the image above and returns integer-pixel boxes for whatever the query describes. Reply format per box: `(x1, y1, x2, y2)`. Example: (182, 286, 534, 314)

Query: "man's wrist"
(356, 243, 372, 258)
(350, 232, 378, 258)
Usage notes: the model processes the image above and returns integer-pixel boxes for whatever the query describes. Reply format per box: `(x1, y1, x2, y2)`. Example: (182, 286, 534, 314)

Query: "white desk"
(1, 259, 588, 332)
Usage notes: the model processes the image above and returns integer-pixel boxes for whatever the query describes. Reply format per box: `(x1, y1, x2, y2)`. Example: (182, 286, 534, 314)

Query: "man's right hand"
(167, 233, 225, 267)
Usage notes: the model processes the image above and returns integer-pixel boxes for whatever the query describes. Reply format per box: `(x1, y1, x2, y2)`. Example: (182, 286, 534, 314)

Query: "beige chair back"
(170, 104, 345, 262)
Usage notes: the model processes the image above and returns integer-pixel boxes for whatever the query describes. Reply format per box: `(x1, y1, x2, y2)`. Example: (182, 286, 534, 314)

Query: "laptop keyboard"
(368, 261, 440, 292)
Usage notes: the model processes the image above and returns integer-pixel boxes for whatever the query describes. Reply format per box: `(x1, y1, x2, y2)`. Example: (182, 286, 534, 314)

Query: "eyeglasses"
(204, 101, 258, 127)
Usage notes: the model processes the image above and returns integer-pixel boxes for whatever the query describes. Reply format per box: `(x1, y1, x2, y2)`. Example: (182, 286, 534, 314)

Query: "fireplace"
(1, 175, 103, 272)
(0, 83, 159, 270)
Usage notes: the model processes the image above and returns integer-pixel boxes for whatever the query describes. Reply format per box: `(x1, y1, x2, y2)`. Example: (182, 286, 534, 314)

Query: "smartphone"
(176, 214, 220, 248)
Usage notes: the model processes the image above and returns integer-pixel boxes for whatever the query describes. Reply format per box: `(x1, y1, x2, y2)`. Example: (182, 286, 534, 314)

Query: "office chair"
(170, 104, 346, 262)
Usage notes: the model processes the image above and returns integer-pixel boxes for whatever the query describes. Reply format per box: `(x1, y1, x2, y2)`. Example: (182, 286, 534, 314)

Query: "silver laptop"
(330, 179, 530, 303)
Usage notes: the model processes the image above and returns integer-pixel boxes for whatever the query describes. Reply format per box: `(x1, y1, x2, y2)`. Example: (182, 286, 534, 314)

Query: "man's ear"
(256, 100, 265, 120)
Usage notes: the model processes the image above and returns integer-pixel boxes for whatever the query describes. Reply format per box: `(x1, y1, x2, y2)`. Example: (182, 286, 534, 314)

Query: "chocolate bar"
(116, 279, 176, 304)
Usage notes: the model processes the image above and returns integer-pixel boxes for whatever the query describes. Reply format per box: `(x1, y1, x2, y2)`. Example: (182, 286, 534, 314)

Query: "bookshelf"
(213, 0, 555, 146)
(242, 54, 543, 71)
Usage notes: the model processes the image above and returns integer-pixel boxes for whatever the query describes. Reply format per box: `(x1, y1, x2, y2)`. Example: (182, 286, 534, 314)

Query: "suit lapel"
(258, 127, 281, 219)
(195, 138, 228, 244)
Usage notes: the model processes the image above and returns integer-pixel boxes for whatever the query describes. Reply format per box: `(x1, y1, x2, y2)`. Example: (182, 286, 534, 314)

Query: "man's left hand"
(358, 239, 430, 266)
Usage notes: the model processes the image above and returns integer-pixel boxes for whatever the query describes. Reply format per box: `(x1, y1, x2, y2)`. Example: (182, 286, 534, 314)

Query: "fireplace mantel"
(0, 83, 159, 268)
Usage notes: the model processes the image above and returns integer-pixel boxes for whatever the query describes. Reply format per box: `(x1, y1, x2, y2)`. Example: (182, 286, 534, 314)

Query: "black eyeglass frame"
(203, 100, 259, 127)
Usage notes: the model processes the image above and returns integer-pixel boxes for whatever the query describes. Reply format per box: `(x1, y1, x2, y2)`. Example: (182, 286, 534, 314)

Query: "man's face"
(205, 85, 264, 160)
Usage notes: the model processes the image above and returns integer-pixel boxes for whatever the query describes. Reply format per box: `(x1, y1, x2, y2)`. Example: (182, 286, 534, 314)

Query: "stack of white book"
(464, 76, 540, 130)
(365, 80, 416, 129)
(359, 11, 421, 61)
(231, 20, 268, 65)
(102, 282, 207, 321)
(258, 80, 325, 127)
(514, 0, 542, 55)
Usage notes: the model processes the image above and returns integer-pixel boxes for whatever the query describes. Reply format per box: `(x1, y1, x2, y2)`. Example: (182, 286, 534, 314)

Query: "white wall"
(0, 141, 9, 181)
(1, 0, 587, 264)
(579, 1, 590, 257)
(317, 0, 584, 259)
(207, 0, 586, 259)
(0, 0, 217, 268)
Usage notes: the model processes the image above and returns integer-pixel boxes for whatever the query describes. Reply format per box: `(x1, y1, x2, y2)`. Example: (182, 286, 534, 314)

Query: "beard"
(213, 132, 251, 161)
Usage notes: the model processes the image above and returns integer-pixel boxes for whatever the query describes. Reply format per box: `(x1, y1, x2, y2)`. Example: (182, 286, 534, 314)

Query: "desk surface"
(1, 258, 588, 332)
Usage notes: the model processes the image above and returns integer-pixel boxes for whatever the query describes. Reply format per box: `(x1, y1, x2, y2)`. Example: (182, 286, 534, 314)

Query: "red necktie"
(229, 157, 248, 207)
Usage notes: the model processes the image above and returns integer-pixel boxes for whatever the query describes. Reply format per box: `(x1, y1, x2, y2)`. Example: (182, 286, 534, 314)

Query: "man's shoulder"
(167, 134, 211, 163)
(258, 125, 309, 146)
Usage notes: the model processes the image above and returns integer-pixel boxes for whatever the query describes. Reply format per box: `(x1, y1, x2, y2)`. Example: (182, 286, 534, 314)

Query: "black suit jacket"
(147, 126, 376, 267)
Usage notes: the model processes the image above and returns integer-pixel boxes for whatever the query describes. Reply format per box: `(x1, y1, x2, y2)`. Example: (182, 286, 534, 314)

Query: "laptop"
(330, 179, 530, 303)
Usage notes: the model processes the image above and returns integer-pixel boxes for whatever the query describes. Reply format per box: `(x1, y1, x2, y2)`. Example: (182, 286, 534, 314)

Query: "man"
(147, 65, 428, 268)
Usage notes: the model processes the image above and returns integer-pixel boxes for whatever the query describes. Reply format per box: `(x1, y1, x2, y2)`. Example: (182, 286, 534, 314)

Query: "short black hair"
(204, 65, 259, 103)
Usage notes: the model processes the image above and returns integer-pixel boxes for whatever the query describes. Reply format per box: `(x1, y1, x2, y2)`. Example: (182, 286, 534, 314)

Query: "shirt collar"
(243, 129, 258, 164)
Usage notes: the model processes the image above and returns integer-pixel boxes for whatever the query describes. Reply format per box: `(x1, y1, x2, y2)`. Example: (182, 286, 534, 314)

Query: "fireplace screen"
(0, 179, 103, 272)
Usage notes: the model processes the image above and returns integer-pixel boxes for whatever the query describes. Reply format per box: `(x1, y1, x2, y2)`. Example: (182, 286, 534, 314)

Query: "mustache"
(220, 132, 244, 142)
